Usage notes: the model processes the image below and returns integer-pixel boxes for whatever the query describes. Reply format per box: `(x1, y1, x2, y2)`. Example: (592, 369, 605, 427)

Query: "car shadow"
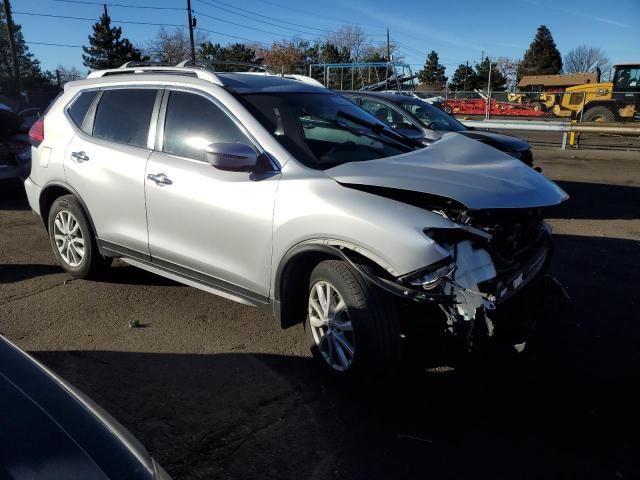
(548, 181, 640, 220)
(0, 179, 30, 211)
(0, 264, 62, 283)
(97, 263, 183, 287)
(28, 233, 640, 480)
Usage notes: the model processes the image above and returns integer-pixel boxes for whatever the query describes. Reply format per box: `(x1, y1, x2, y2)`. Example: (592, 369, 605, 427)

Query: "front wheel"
(582, 106, 615, 122)
(304, 260, 401, 380)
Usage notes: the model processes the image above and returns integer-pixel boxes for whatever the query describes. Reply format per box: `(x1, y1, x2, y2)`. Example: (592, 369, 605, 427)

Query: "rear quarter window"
(67, 90, 98, 130)
(93, 89, 158, 148)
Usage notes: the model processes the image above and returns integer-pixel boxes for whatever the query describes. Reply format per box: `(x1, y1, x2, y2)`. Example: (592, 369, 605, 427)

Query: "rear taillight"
(29, 118, 44, 146)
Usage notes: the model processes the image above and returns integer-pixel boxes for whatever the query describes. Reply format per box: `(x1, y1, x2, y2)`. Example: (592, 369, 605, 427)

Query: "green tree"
(418, 50, 447, 85)
(473, 57, 507, 90)
(1, 4, 48, 91)
(199, 42, 259, 71)
(517, 25, 562, 78)
(82, 7, 146, 70)
(319, 42, 351, 64)
(448, 63, 476, 91)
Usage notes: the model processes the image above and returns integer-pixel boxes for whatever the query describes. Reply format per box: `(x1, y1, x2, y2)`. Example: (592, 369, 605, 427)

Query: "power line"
(14, 11, 185, 27)
(27, 41, 83, 48)
(52, 0, 183, 10)
(194, 10, 303, 38)
(195, 0, 327, 37)
(257, 0, 384, 30)
(195, 27, 268, 46)
(198, 0, 385, 36)
(195, 0, 385, 40)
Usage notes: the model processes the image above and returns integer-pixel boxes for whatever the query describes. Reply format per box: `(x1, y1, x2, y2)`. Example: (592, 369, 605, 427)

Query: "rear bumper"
(24, 177, 41, 216)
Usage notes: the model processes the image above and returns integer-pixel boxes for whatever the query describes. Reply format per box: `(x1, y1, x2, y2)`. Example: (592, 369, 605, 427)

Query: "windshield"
(396, 98, 467, 132)
(236, 92, 416, 169)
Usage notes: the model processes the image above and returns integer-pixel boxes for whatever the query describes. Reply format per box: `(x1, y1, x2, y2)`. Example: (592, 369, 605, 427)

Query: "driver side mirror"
(205, 143, 258, 171)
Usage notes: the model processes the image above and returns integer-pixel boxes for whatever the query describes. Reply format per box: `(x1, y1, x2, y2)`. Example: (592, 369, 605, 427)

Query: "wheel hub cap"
(308, 281, 355, 371)
(53, 210, 85, 267)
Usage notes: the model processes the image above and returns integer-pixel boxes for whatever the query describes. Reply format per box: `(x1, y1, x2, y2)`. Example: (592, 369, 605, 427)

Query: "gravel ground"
(1, 146, 639, 479)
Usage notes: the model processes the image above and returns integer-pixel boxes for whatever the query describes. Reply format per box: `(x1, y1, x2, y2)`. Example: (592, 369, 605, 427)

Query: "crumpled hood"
(326, 133, 568, 210)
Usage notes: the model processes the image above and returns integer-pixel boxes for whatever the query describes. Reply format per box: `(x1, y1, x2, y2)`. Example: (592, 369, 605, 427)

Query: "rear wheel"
(47, 195, 111, 278)
(530, 101, 544, 112)
(583, 106, 615, 122)
(304, 260, 401, 380)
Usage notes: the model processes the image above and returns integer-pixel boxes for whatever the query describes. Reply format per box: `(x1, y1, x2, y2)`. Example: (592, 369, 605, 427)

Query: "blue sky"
(14, 0, 640, 75)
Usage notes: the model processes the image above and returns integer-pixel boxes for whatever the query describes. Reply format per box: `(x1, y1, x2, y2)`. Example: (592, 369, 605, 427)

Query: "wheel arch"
(582, 101, 619, 119)
(39, 181, 100, 243)
(273, 241, 399, 329)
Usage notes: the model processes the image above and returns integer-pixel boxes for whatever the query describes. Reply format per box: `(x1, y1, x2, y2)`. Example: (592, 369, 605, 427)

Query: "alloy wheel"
(308, 281, 355, 371)
(53, 210, 85, 267)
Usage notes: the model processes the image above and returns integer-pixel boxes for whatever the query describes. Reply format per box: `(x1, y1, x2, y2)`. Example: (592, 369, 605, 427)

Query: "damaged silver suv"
(26, 63, 567, 378)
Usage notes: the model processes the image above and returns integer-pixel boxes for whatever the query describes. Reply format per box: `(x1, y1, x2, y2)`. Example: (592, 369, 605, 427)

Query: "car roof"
(82, 66, 327, 94)
(215, 72, 327, 94)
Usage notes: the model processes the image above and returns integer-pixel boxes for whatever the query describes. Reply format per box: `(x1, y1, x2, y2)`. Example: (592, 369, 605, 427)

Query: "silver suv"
(26, 64, 567, 378)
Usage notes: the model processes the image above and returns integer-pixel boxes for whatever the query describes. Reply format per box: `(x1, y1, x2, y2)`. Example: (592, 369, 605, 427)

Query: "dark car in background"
(342, 91, 534, 166)
(0, 335, 170, 479)
(0, 104, 39, 181)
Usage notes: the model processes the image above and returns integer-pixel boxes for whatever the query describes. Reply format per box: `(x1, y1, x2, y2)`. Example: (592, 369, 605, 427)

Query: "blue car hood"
(326, 133, 567, 210)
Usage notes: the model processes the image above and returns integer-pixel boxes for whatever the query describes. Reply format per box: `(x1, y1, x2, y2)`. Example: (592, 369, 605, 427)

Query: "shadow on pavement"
(29, 234, 640, 480)
(98, 263, 184, 287)
(0, 179, 30, 211)
(0, 263, 62, 283)
(549, 181, 640, 220)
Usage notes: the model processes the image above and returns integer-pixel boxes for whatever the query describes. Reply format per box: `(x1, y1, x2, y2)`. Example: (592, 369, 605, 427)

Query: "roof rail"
(176, 59, 271, 73)
(86, 65, 223, 85)
(120, 61, 176, 68)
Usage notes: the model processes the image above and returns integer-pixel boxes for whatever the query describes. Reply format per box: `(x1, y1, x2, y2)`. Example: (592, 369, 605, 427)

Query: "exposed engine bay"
(419, 208, 551, 350)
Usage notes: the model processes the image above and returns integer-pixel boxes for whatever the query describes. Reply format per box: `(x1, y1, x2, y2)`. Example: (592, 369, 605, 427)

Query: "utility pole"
(186, 0, 196, 62)
(2, 0, 22, 93)
(385, 28, 390, 91)
(463, 60, 468, 92)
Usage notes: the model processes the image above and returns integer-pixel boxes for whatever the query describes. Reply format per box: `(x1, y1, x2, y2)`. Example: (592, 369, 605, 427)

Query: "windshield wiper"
(336, 110, 422, 149)
(305, 112, 411, 150)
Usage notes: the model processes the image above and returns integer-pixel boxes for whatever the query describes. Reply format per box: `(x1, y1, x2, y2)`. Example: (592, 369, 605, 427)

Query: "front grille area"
(461, 208, 551, 298)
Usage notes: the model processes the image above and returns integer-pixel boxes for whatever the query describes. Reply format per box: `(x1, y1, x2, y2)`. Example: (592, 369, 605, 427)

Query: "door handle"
(71, 151, 89, 162)
(147, 173, 173, 186)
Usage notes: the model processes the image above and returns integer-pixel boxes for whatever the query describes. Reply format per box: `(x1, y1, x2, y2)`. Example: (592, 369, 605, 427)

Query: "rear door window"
(162, 90, 250, 162)
(67, 90, 97, 130)
(93, 89, 158, 148)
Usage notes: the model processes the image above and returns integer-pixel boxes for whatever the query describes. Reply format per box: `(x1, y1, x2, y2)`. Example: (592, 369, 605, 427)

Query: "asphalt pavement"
(1, 144, 639, 479)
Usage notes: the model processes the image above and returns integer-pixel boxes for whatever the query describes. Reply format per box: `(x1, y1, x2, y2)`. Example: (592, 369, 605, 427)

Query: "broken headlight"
(399, 258, 455, 291)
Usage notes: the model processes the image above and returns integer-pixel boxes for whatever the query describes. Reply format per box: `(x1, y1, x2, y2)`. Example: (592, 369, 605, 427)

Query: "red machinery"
(442, 98, 547, 117)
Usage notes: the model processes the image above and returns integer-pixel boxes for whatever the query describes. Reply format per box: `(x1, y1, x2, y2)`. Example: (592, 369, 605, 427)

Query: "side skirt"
(98, 239, 270, 310)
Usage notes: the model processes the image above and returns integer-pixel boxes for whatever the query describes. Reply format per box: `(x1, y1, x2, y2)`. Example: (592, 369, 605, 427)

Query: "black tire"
(304, 260, 401, 380)
(582, 105, 615, 122)
(47, 195, 111, 278)
(530, 101, 545, 112)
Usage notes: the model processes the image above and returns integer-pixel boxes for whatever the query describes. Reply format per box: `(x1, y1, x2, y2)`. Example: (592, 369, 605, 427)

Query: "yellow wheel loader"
(553, 64, 639, 122)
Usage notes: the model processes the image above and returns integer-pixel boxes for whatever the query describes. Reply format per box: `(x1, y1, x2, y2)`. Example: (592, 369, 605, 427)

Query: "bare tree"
(145, 27, 208, 64)
(55, 65, 83, 84)
(493, 57, 519, 91)
(326, 25, 367, 63)
(564, 45, 610, 74)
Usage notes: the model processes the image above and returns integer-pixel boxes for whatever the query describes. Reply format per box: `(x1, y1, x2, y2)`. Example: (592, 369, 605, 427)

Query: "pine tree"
(82, 7, 146, 70)
(448, 64, 475, 91)
(517, 25, 562, 78)
(418, 50, 447, 85)
(1, 5, 46, 84)
(473, 58, 507, 91)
